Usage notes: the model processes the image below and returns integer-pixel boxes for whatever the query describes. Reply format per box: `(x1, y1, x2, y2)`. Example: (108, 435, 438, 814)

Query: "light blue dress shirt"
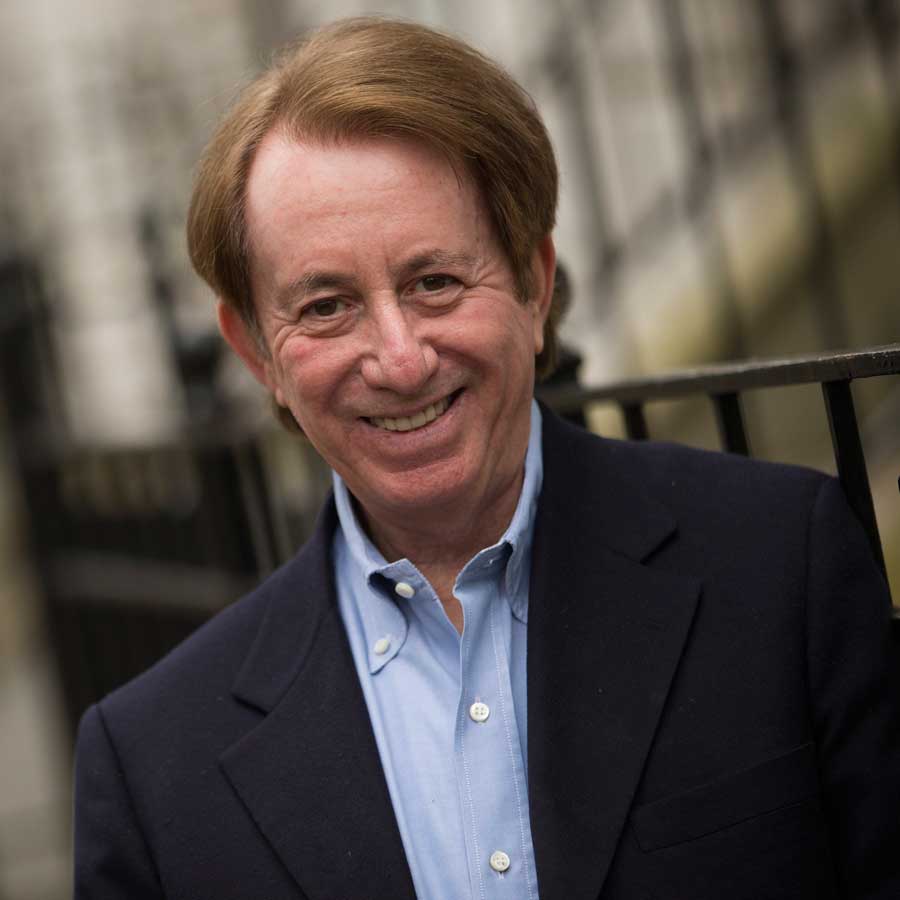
(333, 400, 543, 900)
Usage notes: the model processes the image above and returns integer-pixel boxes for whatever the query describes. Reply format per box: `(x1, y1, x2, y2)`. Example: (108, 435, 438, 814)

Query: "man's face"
(221, 134, 554, 528)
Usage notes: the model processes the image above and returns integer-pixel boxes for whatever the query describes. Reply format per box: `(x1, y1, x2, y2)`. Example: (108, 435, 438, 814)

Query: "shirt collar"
(333, 399, 543, 659)
(497, 399, 543, 619)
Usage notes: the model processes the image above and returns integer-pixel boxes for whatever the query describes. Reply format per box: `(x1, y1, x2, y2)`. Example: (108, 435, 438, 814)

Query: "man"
(74, 17, 900, 900)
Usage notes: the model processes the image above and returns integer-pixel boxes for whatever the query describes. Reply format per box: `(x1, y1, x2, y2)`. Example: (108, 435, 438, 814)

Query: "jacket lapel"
(219, 502, 417, 900)
(528, 412, 700, 900)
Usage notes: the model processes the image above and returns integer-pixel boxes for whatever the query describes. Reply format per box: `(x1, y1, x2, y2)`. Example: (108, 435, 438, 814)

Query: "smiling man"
(74, 17, 900, 900)
(224, 134, 553, 635)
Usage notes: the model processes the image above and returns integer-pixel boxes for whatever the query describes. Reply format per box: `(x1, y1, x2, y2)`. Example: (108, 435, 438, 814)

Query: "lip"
(364, 389, 462, 433)
(357, 389, 465, 453)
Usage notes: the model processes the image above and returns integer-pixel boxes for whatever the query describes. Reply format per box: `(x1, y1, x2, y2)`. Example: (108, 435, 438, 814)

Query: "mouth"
(366, 390, 460, 433)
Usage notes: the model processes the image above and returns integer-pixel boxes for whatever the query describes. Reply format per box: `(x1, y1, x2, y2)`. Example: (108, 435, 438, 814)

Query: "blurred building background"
(2, 1, 900, 895)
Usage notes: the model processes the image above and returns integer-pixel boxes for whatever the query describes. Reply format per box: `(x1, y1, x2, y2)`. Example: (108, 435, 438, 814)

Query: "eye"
(413, 274, 458, 293)
(301, 298, 347, 319)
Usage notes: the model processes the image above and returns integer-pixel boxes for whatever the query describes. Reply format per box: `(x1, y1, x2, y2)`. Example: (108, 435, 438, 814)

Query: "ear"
(216, 302, 285, 406)
(530, 234, 556, 354)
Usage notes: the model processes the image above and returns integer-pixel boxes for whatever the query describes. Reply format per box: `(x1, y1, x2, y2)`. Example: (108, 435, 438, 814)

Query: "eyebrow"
(272, 250, 479, 309)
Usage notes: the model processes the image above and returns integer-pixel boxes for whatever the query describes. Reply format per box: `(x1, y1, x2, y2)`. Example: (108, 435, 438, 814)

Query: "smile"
(367, 394, 454, 432)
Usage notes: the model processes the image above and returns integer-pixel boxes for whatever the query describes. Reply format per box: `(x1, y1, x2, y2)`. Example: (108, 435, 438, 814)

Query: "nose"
(360, 301, 438, 394)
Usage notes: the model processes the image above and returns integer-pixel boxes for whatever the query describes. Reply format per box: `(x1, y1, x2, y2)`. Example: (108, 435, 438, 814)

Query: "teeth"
(370, 396, 451, 432)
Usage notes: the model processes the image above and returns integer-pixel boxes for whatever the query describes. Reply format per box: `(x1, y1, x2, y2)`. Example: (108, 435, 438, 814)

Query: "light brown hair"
(187, 17, 560, 401)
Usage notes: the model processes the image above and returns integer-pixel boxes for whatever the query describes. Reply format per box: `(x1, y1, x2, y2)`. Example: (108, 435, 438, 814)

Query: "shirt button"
(469, 701, 490, 723)
(489, 850, 510, 873)
(373, 637, 391, 655)
(394, 581, 415, 599)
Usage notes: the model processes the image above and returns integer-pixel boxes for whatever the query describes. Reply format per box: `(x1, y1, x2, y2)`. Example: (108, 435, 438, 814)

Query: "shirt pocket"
(632, 742, 820, 852)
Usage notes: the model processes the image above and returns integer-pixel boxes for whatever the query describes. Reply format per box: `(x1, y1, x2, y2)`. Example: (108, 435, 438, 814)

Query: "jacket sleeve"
(805, 477, 900, 899)
(74, 704, 165, 899)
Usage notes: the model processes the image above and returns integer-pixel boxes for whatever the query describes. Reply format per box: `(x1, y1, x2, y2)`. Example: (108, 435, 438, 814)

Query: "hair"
(187, 17, 561, 427)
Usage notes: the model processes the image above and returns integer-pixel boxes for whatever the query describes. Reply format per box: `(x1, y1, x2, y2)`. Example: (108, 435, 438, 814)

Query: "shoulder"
(88, 560, 274, 752)
(91, 500, 338, 750)
(614, 435, 827, 523)
(536, 407, 873, 599)
(543, 408, 830, 525)
(100, 576, 265, 721)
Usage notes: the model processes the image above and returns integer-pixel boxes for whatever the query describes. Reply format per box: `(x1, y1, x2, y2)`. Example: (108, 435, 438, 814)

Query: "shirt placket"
(454, 565, 537, 900)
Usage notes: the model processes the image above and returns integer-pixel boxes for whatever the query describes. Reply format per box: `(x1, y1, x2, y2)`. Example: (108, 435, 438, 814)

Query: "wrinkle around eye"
(289, 297, 359, 337)
(269, 320, 295, 355)
(407, 276, 466, 310)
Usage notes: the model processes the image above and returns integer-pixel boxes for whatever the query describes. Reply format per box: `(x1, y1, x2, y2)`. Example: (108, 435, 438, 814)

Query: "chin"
(360, 466, 476, 517)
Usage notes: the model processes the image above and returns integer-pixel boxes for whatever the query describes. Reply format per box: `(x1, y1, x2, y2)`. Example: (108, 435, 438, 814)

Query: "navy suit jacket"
(75, 409, 900, 899)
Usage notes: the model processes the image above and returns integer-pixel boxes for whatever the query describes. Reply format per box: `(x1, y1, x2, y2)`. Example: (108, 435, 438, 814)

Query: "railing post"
(711, 392, 751, 456)
(232, 438, 286, 574)
(822, 379, 887, 576)
(620, 402, 649, 440)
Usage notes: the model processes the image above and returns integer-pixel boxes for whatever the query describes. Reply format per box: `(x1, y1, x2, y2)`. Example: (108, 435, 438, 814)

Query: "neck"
(356, 465, 525, 630)
(362, 465, 523, 572)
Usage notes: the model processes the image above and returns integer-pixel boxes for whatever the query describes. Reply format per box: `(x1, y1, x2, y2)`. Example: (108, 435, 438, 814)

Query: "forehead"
(244, 132, 485, 251)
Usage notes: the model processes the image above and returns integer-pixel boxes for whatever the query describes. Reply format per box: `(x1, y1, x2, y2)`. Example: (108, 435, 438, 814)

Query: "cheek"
(467, 316, 534, 373)
(273, 339, 355, 412)
(493, 310, 542, 372)
(456, 301, 535, 351)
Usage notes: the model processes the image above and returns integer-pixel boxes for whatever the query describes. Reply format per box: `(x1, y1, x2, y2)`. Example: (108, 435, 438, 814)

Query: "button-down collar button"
(469, 701, 490, 723)
(373, 637, 391, 655)
(489, 850, 510, 873)
(394, 581, 415, 599)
